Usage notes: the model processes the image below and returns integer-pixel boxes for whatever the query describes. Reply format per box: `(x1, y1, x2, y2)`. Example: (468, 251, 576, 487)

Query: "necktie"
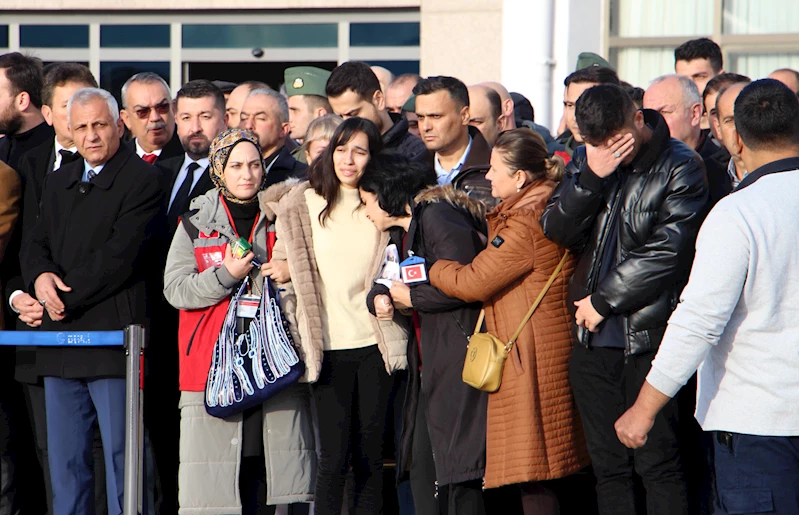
(142, 153, 158, 165)
(58, 149, 80, 168)
(86, 169, 97, 181)
(168, 162, 201, 229)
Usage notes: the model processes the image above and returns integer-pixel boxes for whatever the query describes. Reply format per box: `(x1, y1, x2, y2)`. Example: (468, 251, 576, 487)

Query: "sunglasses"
(133, 101, 171, 120)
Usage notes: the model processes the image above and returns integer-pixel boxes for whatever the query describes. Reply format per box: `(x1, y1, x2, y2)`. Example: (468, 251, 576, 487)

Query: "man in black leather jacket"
(541, 84, 708, 515)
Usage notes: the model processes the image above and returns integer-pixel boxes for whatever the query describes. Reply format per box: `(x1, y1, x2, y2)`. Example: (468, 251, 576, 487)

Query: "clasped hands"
(32, 272, 72, 322)
(374, 281, 412, 321)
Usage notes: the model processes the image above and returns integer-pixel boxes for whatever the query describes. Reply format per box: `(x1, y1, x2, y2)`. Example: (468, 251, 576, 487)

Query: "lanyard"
(220, 194, 261, 244)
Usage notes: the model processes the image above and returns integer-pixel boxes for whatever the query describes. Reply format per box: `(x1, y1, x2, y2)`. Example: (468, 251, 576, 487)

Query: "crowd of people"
(0, 34, 798, 515)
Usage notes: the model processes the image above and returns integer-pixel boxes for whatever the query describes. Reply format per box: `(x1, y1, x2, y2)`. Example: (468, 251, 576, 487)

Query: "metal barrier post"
(124, 325, 145, 515)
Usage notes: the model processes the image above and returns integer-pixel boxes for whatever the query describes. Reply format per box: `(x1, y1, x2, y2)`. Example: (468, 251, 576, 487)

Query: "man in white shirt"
(616, 79, 799, 515)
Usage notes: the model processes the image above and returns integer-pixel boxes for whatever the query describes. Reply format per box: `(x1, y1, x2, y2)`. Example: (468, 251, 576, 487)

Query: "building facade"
(1, 0, 797, 130)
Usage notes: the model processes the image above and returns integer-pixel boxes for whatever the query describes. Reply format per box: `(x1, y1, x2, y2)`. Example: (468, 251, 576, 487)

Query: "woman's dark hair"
(493, 128, 565, 183)
(308, 117, 383, 225)
(359, 152, 438, 217)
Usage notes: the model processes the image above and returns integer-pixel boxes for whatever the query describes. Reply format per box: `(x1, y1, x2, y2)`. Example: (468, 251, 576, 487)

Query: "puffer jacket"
(164, 185, 316, 512)
(429, 180, 589, 487)
(267, 181, 409, 383)
(540, 110, 709, 355)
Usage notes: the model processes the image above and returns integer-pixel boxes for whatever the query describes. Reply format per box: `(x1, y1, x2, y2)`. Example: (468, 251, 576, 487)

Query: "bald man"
(645, 74, 732, 205)
(371, 66, 394, 93)
(478, 81, 515, 131)
(768, 68, 799, 95)
(480, 81, 555, 147)
(386, 73, 421, 114)
(467, 85, 503, 146)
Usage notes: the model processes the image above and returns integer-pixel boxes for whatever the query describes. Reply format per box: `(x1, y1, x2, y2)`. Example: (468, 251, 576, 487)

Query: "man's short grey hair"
(121, 72, 171, 109)
(67, 88, 119, 125)
(651, 74, 702, 109)
(247, 87, 289, 124)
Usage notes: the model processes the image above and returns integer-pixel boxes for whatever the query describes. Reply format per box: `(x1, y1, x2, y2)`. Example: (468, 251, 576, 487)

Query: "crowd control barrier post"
(0, 325, 145, 514)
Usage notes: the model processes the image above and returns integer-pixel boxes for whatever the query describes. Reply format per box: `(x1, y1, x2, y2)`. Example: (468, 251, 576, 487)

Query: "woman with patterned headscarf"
(164, 128, 316, 515)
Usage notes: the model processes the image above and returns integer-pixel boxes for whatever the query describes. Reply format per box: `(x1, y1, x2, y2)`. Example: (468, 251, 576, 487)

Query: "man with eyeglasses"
(120, 72, 183, 164)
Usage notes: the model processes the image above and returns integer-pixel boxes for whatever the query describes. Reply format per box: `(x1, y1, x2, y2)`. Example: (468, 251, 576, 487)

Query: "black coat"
(696, 131, 733, 206)
(156, 153, 215, 235)
(9, 138, 76, 381)
(21, 144, 165, 378)
(383, 114, 427, 162)
(264, 145, 308, 187)
(540, 110, 709, 355)
(126, 131, 185, 163)
(368, 188, 488, 486)
(0, 123, 54, 330)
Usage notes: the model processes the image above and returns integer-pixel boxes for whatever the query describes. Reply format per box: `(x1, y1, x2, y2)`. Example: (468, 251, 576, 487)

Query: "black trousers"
(569, 346, 688, 515)
(411, 387, 485, 515)
(311, 345, 393, 515)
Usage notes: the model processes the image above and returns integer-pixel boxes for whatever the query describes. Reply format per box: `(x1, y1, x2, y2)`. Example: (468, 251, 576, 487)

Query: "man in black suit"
(119, 72, 183, 165)
(21, 87, 163, 515)
(8, 62, 111, 515)
(158, 80, 226, 233)
(240, 87, 308, 186)
(0, 51, 52, 515)
(148, 79, 226, 515)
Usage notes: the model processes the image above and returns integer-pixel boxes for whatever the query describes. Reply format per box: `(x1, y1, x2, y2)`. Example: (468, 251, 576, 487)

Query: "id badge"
(400, 255, 428, 284)
(237, 294, 261, 319)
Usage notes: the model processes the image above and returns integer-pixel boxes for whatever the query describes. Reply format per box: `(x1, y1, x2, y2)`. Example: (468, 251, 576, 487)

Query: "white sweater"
(647, 162, 799, 436)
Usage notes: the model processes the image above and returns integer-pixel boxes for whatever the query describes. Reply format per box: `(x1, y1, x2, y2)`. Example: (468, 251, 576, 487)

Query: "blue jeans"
(714, 432, 799, 515)
(44, 377, 127, 515)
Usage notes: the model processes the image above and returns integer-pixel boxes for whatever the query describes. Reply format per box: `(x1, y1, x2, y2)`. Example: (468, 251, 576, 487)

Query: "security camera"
(252, 48, 264, 58)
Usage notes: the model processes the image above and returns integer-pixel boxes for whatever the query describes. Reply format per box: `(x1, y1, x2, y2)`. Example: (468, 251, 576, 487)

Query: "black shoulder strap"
(179, 210, 201, 239)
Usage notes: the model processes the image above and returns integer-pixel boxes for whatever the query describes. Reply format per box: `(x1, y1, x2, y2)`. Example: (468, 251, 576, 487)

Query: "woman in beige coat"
(272, 118, 408, 515)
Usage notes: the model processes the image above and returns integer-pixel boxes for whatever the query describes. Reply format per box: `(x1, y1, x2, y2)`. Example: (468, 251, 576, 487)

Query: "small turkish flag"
(401, 263, 428, 284)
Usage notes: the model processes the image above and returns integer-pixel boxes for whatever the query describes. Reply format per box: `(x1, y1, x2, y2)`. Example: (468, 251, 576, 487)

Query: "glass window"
(724, 0, 799, 34)
(350, 23, 420, 47)
(610, 0, 713, 37)
(100, 62, 169, 104)
(0, 26, 8, 48)
(182, 24, 337, 49)
(610, 47, 675, 88)
(20, 25, 89, 48)
(101, 25, 170, 48)
(729, 52, 799, 78)
(366, 60, 420, 76)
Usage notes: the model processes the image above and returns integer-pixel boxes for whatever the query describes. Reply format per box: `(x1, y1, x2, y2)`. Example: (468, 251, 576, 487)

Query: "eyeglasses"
(133, 101, 171, 120)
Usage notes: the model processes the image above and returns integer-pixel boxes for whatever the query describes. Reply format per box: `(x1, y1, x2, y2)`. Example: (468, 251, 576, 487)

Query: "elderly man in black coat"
(21, 87, 163, 515)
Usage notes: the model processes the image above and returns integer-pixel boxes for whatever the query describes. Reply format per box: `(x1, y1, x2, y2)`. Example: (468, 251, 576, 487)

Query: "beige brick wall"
(2, 0, 419, 9)
(419, 0, 503, 84)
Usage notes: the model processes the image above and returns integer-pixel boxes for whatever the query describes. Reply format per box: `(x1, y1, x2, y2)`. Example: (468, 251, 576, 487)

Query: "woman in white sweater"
(273, 118, 409, 515)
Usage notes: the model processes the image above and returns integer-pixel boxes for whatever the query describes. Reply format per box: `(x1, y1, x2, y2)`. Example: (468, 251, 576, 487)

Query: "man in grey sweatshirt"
(616, 79, 799, 515)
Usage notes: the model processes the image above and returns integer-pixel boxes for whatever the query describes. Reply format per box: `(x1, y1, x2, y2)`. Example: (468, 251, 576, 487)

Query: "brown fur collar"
(414, 185, 486, 224)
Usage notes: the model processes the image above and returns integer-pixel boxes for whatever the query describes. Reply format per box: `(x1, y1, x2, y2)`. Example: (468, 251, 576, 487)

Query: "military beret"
(402, 94, 416, 112)
(576, 52, 614, 71)
(284, 66, 331, 98)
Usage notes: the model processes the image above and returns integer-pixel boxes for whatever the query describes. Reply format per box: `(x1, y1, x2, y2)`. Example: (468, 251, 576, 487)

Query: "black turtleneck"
(223, 197, 260, 239)
(0, 121, 54, 169)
